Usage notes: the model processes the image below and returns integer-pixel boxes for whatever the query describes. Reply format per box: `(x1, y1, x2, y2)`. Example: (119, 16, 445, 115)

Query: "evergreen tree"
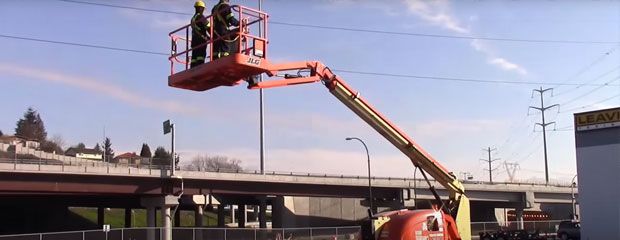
(139, 143, 152, 158)
(153, 146, 171, 165)
(75, 142, 86, 150)
(93, 143, 102, 153)
(15, 107, 47, 141)
(103, 137, 114, 159)
(0, 130, 3, 136)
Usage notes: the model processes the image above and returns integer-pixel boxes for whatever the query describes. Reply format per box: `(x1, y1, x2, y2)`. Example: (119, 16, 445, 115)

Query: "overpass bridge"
(0, 161, 577, 234)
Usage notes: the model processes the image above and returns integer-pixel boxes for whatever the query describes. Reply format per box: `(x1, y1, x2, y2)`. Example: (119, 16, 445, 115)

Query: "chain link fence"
(0, 227, 361, 240)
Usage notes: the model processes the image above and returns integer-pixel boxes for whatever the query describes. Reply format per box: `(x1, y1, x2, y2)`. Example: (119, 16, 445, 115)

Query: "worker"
(190, 0, 211, 68)
(211, 0, 240, 59)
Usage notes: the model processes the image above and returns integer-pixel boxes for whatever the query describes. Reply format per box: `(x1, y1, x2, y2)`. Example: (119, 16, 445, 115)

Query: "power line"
(554, 65, 620, 97)
(332, 69, 619, 86)
(558, 76, 620, 107)
(58, 0, 189, 15)
(0, 34, 167, 56)
(270, 21, 619, 44)
(550, 46, 619, 89)
(55, 0, 620, 45)
(559, 93, 620, 113)
(4, 33, 620, 87)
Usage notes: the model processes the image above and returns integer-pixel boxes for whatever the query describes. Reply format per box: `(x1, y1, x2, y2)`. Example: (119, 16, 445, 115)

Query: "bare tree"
(49, 134, 66, 150)
(186, 154, 242, 172)
(40, 134, 66, 154)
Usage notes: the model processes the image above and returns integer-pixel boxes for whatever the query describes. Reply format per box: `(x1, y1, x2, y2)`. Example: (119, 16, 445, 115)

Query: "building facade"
(574, 107, 620, 240)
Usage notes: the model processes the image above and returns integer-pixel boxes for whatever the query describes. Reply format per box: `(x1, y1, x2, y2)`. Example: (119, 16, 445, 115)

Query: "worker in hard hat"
(190, 0, 211, 68)
(211, 0, 240, 59)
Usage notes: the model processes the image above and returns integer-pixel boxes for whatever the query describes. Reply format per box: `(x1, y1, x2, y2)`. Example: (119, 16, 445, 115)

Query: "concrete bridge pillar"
(124, 208, 132, 228)
(97, 207, 104, 229)
(161, 206, 172, 240)
(141, 195, 179, 240)
(173, 208, 181, 227)
(271, 196, 284, 228)
(516, 208, 524, 230)
(217, 204, 226, 227)
(195, 205, 204, 227)
(259, 197, 267, 228)
(178, 194, 208, 228)
(238, 205, 246, 228)
(146, 206, 156, 240)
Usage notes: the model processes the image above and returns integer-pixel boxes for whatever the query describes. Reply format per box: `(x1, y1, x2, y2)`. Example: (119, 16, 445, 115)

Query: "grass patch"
(69, 207, 229, 228)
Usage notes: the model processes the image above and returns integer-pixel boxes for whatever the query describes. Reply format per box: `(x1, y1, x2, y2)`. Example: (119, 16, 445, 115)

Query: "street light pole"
(163, 120, 175, 177)
(258, 0, 265, 175)
(346, 137, 373, 215)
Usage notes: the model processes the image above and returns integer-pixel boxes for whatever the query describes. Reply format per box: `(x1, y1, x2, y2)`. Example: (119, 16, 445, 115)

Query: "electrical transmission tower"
(480, 147, 500, 183)
(503, 161, 520, 182)
(529, 87, 559, 184)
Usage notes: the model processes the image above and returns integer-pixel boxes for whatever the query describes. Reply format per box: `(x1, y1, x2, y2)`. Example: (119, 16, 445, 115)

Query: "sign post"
(163, 120, 175, 177)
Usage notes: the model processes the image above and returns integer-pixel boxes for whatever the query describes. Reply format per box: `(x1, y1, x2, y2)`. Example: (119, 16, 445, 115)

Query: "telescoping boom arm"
(252, 61, 471, 239)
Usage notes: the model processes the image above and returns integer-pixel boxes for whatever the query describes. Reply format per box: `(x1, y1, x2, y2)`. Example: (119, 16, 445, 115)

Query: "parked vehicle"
(556, 220, 580, 240)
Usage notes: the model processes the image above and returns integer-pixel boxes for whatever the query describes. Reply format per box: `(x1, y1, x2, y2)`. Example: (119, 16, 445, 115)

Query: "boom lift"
(168, 5, 471, 240)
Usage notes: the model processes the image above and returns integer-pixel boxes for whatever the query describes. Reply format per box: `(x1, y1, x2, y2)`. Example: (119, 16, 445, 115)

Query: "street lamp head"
(345, 137, 354, 141)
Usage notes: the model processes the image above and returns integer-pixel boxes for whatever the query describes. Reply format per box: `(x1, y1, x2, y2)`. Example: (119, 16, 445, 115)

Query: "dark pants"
(190, 37, 207, 68)
(213, 29, 239, 59)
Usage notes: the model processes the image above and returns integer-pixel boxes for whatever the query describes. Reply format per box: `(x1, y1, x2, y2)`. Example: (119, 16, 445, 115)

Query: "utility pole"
(102, 126, 106, 163)
(480, 147, 500, 183)
(529, 87, 559, 184)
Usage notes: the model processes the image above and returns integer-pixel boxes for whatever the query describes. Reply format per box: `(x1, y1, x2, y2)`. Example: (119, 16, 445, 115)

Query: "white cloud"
(403, 0, 468, 34)
(489, 58, 528, 75)
(403, 0, 528, 76)
(0, 63, 202, 115)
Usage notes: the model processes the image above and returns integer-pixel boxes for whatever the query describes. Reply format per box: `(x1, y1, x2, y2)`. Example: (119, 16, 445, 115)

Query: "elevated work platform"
(167, 5, 269, 91)
(168, 54, 270, 91)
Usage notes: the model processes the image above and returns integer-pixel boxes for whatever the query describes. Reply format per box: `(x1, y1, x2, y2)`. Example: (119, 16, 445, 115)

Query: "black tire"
(559, 233, 569, 240)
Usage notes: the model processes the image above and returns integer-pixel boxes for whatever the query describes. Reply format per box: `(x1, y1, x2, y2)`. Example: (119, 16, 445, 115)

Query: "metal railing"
(168, 5, 269, 73)
(0, 221, 567, 240)
(0, 227, 361, 240)
(0, 157, 574, 188)
(471, 220, 565, 238)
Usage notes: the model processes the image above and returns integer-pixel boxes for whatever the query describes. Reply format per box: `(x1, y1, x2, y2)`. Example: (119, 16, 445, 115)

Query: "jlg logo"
(246, 57, 261, 66)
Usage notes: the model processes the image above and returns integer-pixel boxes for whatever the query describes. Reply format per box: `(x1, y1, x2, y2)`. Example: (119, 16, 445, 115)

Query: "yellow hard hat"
(194, 1, 206, 8)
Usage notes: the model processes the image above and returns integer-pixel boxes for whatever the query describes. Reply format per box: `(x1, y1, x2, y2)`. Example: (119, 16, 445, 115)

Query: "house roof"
(66, 147, 101, 155)
(114, 152, 140, 159)
(0, 135, 38, 142)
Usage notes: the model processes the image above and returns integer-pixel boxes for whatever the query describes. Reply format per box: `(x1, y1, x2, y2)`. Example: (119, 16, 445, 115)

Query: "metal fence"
(0, 158, 573, 188)
(471, 220, 564, 237)
(0, 227, 361, 240)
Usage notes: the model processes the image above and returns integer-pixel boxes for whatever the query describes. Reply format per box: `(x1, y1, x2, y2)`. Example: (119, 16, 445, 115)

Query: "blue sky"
(1, 0, 619, 183)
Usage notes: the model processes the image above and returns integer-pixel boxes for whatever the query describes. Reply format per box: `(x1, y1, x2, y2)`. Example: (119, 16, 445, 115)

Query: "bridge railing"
(0, 157, 574, 187)
(0, 226, 361, 240)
